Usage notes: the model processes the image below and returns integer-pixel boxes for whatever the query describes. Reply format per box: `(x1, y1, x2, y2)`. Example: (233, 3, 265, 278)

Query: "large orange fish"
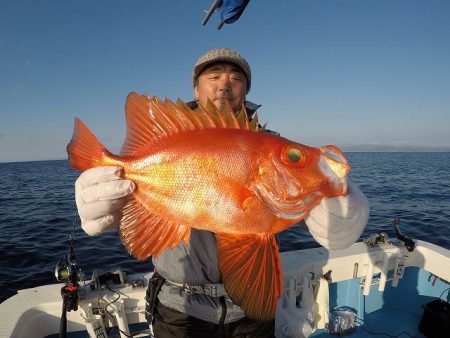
(67, 92, 350, 320)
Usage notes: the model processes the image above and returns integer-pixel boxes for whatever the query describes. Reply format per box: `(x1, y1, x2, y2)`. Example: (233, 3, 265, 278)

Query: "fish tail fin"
(216, 233, 282, 321)
(66, 118, 110, 170)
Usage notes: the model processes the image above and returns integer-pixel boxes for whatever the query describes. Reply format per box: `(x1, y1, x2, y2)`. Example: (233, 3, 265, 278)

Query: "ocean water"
(0, 153, 449, 302)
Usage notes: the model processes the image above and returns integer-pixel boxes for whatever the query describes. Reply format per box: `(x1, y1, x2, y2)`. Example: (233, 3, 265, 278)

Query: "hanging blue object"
(202, 0, 251, 30)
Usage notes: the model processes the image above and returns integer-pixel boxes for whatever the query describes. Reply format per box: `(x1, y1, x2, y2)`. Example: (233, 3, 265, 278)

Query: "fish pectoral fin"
(216, 233, 282, 321)
(120, 196, 190, 260)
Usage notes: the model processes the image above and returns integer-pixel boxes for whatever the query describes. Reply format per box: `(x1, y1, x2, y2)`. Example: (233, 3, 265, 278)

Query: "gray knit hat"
(193, 48, 251, 93)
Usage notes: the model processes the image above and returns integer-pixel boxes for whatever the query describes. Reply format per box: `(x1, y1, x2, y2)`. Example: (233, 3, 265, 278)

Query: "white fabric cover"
(305, 181, 369, 250)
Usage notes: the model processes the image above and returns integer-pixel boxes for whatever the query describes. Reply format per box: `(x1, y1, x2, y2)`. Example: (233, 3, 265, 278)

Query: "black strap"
(218, 295, 227, 325)
(145, 271, 166, 324)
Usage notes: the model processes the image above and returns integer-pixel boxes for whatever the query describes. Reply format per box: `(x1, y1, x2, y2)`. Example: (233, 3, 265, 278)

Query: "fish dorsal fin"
(121, 92, 159, 156)
(121, 92, 262, 156)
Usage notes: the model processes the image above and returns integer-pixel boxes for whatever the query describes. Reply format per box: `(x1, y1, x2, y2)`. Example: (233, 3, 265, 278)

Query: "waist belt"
(165, 279, 228, 298)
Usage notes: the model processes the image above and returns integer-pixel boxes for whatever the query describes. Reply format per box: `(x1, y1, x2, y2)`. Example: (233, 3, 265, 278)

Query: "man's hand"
(305, 181, 369, 250)
(75, 166, 135, 235)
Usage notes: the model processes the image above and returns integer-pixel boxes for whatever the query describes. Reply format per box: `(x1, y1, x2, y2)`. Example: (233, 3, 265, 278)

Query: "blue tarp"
(202, 0, 251, 29)
(218, 0, 250, 28)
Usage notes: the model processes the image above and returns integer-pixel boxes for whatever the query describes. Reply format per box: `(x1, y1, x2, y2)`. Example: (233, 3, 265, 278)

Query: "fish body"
(67, 92, 350, 320)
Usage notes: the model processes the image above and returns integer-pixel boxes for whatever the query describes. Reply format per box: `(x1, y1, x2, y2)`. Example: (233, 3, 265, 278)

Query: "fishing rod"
(55, 222, 81, 338)
(392, 218, 416, 252)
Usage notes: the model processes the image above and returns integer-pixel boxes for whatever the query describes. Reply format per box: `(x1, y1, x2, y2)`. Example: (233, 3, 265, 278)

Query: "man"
(75, 48, 369, 337)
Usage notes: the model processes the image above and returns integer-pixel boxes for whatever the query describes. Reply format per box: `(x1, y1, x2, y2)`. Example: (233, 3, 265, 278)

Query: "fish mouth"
(318, 145, 351, 196)
(252, 156, 322, 220)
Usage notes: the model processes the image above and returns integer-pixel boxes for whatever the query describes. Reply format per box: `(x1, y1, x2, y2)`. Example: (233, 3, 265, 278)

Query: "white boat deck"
(1, 240, 449, 338)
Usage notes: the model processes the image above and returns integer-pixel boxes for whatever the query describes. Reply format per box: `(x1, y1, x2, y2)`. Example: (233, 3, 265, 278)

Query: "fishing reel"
(56, 227, 83, 338)
(55, 231, 81, 312)
(55, 253, 79, 285)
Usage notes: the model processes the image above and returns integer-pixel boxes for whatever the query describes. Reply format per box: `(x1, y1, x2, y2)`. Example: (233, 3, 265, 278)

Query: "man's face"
(194, 63, 247, 113)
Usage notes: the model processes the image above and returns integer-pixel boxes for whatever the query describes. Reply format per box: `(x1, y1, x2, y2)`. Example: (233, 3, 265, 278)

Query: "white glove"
(305, 181, 369, 250)
(75, 166, 135, 236)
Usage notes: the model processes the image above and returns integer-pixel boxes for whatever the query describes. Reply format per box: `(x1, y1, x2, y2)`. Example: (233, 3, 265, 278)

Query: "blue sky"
(1, 0, 449, 162)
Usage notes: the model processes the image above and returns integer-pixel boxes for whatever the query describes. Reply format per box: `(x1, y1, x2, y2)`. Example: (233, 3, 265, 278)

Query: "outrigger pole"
(202, 0, 222, 26)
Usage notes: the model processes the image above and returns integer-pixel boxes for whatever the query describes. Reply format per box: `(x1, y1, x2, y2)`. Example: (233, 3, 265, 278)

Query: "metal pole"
(59, 296, 67, 338)
(202, 0, 222, 26)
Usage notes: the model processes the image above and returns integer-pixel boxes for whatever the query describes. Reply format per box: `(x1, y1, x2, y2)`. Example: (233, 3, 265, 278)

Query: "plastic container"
(418, 299, 450, 338)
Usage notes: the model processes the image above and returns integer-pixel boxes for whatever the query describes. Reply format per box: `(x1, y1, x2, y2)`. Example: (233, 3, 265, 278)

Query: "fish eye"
(288, 148, 302, 163)
(282, 146, 307, 167)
